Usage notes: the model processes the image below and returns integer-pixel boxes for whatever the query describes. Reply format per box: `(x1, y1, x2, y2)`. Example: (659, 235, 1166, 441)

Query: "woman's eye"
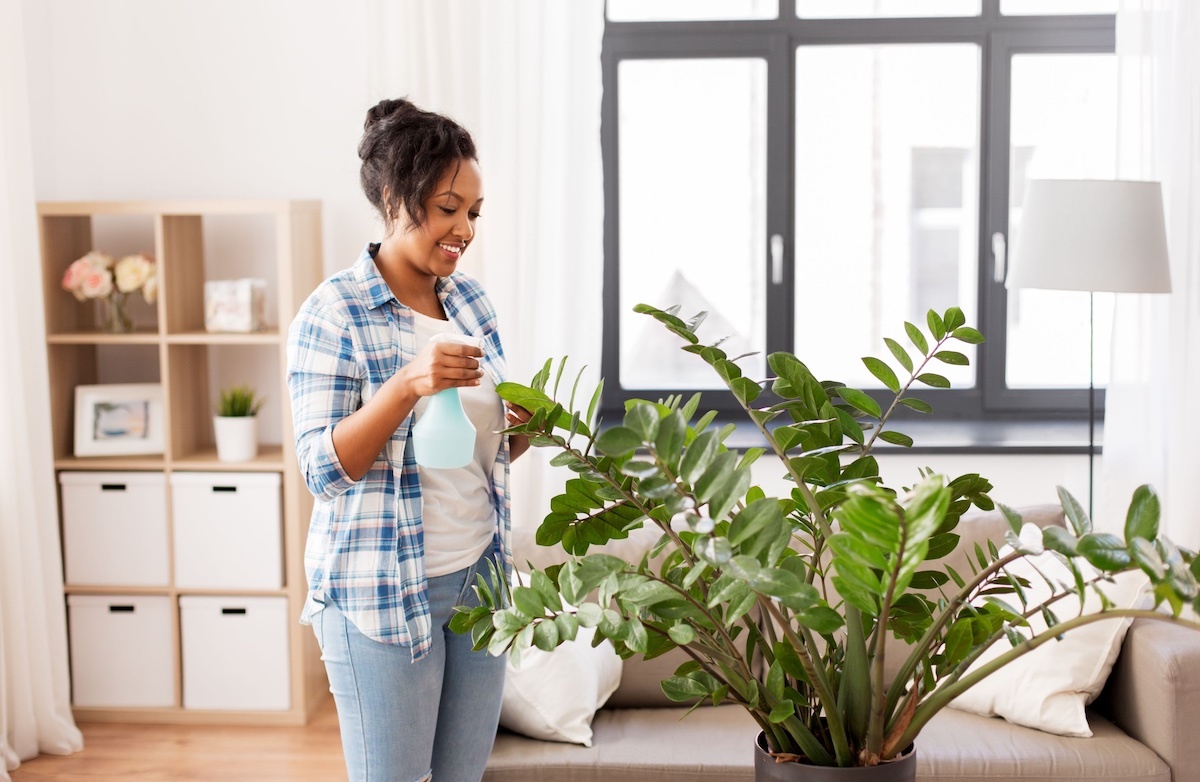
(439, 206, 456, 215)
(469, 212, 482, 220)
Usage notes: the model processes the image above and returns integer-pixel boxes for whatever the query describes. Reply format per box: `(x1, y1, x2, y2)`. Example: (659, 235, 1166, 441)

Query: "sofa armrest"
(1101, 617, 1200, 782)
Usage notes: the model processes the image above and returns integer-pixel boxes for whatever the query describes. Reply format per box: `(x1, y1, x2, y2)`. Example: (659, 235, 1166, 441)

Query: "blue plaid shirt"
(286, 244, 512, 661)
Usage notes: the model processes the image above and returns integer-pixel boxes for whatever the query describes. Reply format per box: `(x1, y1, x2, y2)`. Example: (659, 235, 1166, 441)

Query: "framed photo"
(74, 383, 165, 457)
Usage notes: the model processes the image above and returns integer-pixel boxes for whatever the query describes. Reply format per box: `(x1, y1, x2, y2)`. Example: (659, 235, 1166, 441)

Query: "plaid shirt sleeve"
(286, 289, 359, 501)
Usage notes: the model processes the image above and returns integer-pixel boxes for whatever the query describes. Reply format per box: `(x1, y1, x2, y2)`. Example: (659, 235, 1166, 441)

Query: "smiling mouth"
(438, 242, 464, 257)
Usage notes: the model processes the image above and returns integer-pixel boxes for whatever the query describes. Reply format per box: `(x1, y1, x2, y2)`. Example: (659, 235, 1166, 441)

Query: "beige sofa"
(485, 505, 1200, 782)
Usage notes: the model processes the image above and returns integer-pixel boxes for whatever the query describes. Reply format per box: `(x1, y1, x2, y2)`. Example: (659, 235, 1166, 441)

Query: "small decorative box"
(204, 278, 266, 333)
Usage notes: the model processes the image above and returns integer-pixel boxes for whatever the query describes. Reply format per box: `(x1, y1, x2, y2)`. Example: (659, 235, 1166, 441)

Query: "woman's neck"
(373, 240, 444, 319)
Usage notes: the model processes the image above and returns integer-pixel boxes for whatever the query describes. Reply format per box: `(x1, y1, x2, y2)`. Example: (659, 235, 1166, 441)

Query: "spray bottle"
(412, 332, 485, 469)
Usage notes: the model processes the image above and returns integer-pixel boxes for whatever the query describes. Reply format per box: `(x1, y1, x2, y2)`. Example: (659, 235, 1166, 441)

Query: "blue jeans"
(313, 552, 506, 782)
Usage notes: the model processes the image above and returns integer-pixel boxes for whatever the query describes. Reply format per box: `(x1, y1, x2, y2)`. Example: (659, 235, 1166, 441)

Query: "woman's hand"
(398, 341, 484, 399)
(505, 402, 533, 461)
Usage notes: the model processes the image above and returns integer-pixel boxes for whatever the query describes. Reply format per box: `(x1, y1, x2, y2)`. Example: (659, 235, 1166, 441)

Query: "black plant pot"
(754, 733, 917, 782)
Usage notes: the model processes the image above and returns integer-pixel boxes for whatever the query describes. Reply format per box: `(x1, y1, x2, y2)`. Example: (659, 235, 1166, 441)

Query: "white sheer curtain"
(365, 0, 606, 532)
(1103, 0, 1200, 549)
(0, 0, 85, 776)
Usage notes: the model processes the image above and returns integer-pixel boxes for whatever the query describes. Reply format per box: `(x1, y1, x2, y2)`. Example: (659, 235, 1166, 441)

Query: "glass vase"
(102, 292, 133, 334)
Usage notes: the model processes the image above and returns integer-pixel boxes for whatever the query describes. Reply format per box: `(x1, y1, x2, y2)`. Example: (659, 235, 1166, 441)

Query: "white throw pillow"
(499, 624, 623, 747)
(949, 524, 1150, 737)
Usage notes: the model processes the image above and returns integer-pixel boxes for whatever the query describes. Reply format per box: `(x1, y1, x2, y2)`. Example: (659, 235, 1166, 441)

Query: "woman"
(287, 97, 530, 782)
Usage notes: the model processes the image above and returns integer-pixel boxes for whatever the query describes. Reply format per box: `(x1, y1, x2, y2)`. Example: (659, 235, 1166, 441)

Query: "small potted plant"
(213, 384, 263, 462)
(453, 303, 1200, 781)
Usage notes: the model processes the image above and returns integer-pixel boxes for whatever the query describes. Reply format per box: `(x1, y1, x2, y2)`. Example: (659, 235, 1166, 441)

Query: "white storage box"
(67, 595, 174, 707)
(180, 595, 290, 710)
(171, 472, 282, 590)
(59, 471, 169, 586)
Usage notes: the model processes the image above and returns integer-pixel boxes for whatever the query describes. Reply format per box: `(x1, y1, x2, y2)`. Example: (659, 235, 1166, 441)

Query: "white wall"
(22, 0, 385, 442)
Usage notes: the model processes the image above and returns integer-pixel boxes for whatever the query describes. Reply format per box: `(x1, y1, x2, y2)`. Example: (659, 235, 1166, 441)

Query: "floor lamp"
(1006, 179, 1172, 520)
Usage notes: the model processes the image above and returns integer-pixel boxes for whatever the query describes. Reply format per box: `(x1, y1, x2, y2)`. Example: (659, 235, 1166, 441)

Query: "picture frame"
(74, 383, 165, 457)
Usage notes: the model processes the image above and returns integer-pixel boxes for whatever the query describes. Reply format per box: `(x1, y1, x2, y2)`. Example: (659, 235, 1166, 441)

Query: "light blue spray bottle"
(412, 332, 485, 469)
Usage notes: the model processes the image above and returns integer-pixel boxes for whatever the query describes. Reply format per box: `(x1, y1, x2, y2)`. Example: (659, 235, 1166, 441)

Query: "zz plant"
(452, 303, 1200, 768)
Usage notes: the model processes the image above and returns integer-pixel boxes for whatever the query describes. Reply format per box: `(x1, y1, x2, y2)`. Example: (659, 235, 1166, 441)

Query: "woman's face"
(391, 157, 483, 279)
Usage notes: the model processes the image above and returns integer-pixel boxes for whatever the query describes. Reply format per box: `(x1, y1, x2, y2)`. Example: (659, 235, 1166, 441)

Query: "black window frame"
(600, 0, 1116, 425)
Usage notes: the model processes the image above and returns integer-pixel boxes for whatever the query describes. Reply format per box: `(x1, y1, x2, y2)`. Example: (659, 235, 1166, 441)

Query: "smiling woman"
(286, 97, 531, 782)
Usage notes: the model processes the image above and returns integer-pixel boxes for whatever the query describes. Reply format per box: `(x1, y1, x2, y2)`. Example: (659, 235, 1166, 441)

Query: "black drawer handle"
(108, 605, 135, 613)
(100, 484, 127, 492)
(212, 486, 238, 493)
(221, 608, 247, 615)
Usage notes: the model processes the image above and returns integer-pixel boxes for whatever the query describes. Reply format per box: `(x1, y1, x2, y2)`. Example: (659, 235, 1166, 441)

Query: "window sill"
(720, 417, 1103, 456)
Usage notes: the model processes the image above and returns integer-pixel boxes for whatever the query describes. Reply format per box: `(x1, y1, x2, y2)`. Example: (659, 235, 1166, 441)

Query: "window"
(601, 0, 1116, 421)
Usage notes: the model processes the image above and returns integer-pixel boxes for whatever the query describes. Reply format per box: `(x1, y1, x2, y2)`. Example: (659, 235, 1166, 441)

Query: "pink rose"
(79, 267, 114, 299)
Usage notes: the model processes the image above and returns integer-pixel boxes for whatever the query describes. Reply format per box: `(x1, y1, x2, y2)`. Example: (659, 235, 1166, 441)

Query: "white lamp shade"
(1007, 179, 1172, 294)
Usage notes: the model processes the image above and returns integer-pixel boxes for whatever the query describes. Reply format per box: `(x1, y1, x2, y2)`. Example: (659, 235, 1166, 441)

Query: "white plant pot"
(213, 416, 258, 462)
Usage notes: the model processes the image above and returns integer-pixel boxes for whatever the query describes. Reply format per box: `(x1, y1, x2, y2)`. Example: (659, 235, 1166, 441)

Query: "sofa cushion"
(920, 707, 1169, 782)
(485, 705, 1168, 782)
(486, 704, 759, 782)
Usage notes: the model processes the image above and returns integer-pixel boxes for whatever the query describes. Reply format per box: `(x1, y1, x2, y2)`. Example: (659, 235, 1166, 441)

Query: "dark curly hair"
(358, 98, 478, 231)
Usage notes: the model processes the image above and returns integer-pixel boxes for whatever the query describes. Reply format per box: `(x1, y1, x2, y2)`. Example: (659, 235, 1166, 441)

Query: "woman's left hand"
(504, 402, 533, 428)
(504, 402, 533, 461)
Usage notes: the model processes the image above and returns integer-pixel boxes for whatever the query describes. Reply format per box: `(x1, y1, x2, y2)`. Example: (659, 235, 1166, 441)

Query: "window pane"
(794, 44, 980, 389)
(1001, 0, 1116, 15)
(798, 0, 980, 18)
(608, 0, 777, 22)
(1006, 54, 1117, 389)
(619, 59, 767, 389)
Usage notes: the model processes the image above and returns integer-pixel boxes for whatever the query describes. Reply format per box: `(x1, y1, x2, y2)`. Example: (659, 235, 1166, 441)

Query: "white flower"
(114, 253, 156, 294)
(142, 274, 158, 304)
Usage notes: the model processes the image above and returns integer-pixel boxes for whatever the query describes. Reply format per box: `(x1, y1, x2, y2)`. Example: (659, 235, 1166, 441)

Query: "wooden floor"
(9, 697, 348, 781)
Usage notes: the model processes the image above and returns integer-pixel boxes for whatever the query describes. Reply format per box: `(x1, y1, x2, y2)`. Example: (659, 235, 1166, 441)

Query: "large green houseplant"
(452, 304, 1200, 774)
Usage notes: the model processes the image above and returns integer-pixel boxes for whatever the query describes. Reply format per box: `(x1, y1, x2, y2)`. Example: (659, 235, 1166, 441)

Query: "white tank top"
(410, 310, 504, 577)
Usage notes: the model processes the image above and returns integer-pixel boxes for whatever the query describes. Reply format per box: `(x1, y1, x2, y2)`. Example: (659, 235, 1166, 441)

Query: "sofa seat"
(486, 704, 758, 782)
(920, 708, 1168, 782)
(486, 703, 1166, 782)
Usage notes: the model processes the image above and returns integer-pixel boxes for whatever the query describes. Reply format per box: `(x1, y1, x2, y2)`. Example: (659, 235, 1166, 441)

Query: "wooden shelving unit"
(39, 200, 327, 726)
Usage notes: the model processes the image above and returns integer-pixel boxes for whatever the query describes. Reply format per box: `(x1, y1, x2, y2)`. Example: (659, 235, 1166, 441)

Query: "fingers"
(504, 402, 532, 426)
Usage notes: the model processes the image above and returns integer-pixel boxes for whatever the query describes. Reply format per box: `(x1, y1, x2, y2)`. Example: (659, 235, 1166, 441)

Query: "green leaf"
(575, 602, 603, 627)
(661, 675, 710, 702)
(533, 619, 560, 651)
(513, 586, 546, 617)
(915, 373, 950, 389)
(554, 613, 579, 642)
(862, 357, 901, 394)
(1124, 485, 1160, 543)
(1078, 532, 1132, 572)
(680, 430, 721, 485)
(927, 310, 946, 340)
(655, 410, 687, 470)
(731, 377, 762, 405)
(1057, 486, 1092, 537)
(668, 623, 696, 645)
(797, 606, 844, 634)
(769, 701, 795, 724)
(595, 426, 643, 457)
(905, 322, 929, 354)
(1130, 537, 1166, 580)
(1042, 526, 1079, 557)
(951, 327, 985, 344)
(620, 460, 659, 479)
(531, 570, 561, 611)
(934, 350, 969, 366)
(943, 307, 966, 331)
(899, 397, 933, 414)
(624, 403, 660, 442)
(878, 430, 914, 448)
(884, 337, 913, 373)
(837, 387, 882, 419)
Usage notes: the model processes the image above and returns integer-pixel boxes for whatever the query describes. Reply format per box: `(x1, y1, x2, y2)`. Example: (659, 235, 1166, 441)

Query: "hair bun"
(364, 98, 416, 131)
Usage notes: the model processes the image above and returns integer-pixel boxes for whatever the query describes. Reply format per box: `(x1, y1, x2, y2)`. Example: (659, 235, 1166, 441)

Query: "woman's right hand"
(396, 341, 484, 398)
